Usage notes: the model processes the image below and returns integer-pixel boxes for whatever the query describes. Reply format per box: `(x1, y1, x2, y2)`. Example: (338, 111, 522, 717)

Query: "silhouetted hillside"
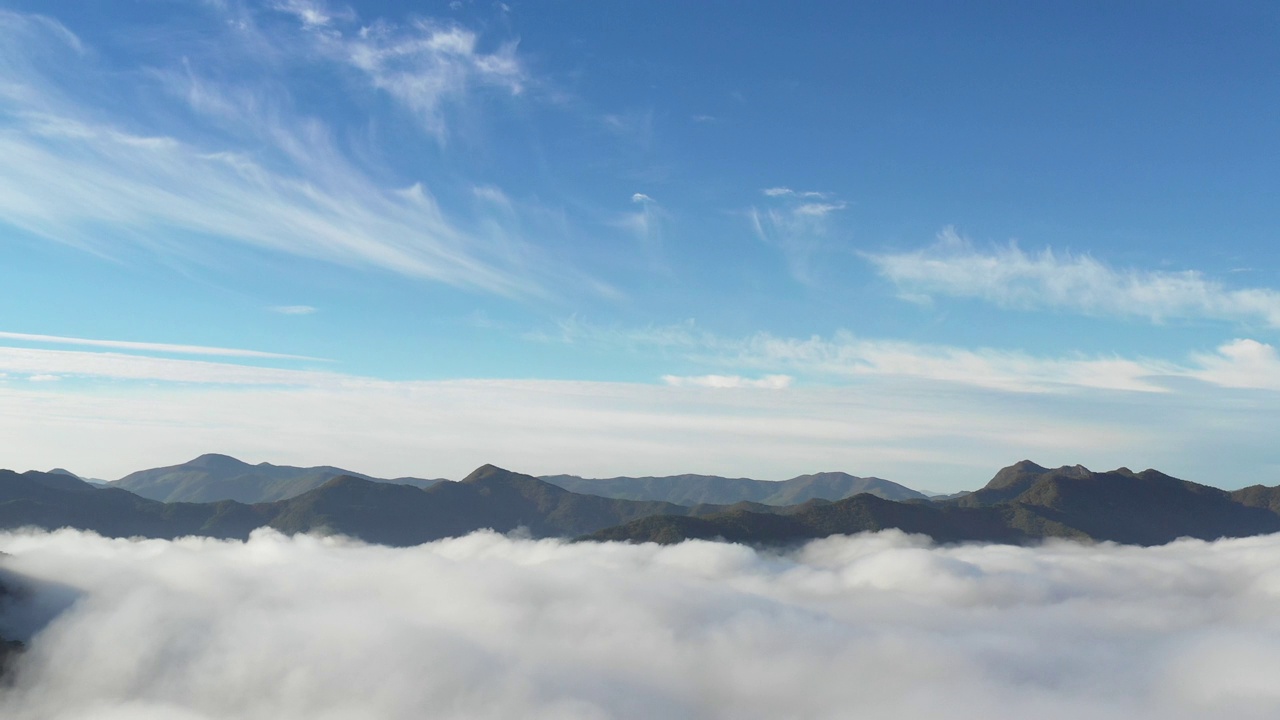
(114, 453, 444, 503)
(542, 470, 925, 505)
(590, 462, 1280, 546)
(0, 465, 709, 546)
(7, 460, 1280, 549)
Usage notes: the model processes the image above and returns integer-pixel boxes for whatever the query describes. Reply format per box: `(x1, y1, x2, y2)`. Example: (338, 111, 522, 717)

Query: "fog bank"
(2, 529, 1280, 719)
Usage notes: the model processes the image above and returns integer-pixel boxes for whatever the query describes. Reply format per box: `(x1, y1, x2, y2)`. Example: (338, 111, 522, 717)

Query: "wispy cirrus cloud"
(547, 317, 1280, 396)
(761, 187, 828, 199)
(0, 346, 337, 386)
(0, 331, 319, 360)
(325, 16, 525, 140)
(750, 187, 848, 283)
(616, 192, 665, 257)
(547, 318, 1168, 393)
(270, 305, 318, 315)
(271, 0, 354, 29)
(866, 227, 1280, 327)
(0, 7, 556, 298)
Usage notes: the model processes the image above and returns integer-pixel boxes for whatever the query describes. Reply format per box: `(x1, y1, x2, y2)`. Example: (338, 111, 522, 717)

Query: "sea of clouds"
(2, 528, 1280, 719)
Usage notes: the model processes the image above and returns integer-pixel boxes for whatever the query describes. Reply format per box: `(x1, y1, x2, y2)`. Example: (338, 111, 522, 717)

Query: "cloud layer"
(2, 334, 1279, 488)
(4, 529, 1280, 719)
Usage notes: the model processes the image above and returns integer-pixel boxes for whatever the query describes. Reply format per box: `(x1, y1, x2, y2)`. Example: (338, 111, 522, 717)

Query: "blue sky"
(2, 0, 1279, 489)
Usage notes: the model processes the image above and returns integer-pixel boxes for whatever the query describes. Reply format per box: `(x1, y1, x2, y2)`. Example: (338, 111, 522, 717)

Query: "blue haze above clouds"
(1, 1, 1279, 490)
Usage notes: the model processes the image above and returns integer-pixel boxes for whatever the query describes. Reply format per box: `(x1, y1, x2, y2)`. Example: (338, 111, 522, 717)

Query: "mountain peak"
(316, 474, 376, 491)
(461, 464, 514, 483)
(188, 453, 250, 470)
(984, 460, 1050, 490)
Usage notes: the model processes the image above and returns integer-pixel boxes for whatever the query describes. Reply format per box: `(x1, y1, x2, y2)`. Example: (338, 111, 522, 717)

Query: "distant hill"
(48, 468, 107, 486)
(0, 465, 720, 546)
(540, 471, 926, 505)
(269, 465, 713, 544)
(113, 453, 444, 504)
(589, 461, 1280, 546)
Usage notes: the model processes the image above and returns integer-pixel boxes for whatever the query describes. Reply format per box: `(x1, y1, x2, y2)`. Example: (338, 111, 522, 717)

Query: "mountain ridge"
(4, 460, 1280, 549)
(539, 470, 926, 505)
(112, 453, 446, 504)
(589, 462, 1280, 546)
(1, 465, 729, 546)
(107, 453, 933, 507)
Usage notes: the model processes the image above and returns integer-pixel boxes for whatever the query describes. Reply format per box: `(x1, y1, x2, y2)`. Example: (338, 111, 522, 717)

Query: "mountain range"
(2, 457, 1280, 549)
(540, 471, 925, 505)
(92, 454, 924, 506)
(0, 464, 755, 545)
(111, 454, 444, 503)
(592, 461, 1280, 546)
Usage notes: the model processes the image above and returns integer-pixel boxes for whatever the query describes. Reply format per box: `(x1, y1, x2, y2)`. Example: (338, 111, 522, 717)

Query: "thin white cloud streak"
(750, 187, 846, 284)
(5, 530, 1280, 719)
(551, 318, 1280, 394)
(268, 305, 317, 316)
(662, 374, 793, 389)
(761, 187, 828, 199)
(867, 227, 1280, 327)
(0, 347, 341, 386)
(794, 201, 847, 217)
(723, 332, 1176, 393)
(0, 9, 547, 298)
(0, 331, 317, 360)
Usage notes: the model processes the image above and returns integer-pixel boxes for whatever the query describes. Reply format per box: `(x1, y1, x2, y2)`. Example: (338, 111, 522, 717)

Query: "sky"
(6, 528, 1280, 719)
(1, 1, 1279, 489)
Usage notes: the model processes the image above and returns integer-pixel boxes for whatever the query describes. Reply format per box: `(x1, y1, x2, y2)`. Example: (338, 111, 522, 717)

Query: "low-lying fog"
(2, 529, 1279, 719)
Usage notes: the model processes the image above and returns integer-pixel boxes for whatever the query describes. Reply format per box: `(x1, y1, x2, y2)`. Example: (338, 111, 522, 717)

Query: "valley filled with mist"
(4, 527, 1280, 719)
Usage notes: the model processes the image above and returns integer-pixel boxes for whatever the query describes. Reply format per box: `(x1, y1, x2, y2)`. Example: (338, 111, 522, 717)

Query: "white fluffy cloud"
(4, 529, 1280, 719)
(866, 228, 1280, 327)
